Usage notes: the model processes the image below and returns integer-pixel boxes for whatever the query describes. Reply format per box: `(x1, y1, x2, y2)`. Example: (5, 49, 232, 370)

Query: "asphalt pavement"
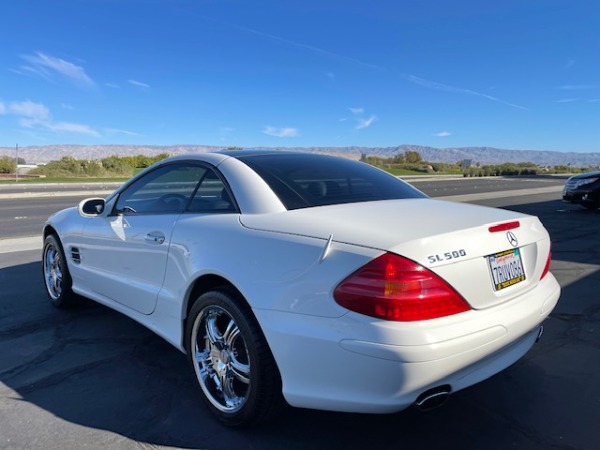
(0, 178, 598, 450)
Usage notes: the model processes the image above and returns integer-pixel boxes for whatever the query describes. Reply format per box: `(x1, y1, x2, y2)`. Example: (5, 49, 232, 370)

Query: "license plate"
(487, 248, 526, 291)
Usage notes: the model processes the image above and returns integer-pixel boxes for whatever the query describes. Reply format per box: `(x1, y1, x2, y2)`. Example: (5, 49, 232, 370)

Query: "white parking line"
(0, 236, 42, 255)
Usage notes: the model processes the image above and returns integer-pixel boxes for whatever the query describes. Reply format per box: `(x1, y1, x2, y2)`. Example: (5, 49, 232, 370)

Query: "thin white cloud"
(403, 74, 527, 110)
(262, 126, 298, 137)
(557, 98, 577, 103)
(356, 115, 376, 129)
(105, 82, 120, 89)
(588, 99, 600, 103)
(8, 100, 50, 121)
(104, 128, 141, 136)
(557, 85, 598, 90)
(18, 117, 100, 137)
(217, 21, 384, 71)
(2, 99, 99, 137)
(20, 52, 95, 89)
(434, 131, 451, 137)
(341, 108, 377, 129)
(129, 79, 150, 89)
(44, 121, 100, 136)
(326, 72, 335, 81)
(61, 103, 75, 110)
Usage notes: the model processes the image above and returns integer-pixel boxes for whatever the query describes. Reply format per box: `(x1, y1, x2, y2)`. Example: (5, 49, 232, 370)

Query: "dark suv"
(563, 170, 600, 210)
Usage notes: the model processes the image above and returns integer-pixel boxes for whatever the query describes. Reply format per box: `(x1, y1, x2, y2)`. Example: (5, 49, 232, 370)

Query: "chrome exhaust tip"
(536, 325, 544, 343)
(414, 385, 451, 412)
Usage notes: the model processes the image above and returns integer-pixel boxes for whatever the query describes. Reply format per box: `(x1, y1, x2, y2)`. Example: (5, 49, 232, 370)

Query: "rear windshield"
(237, 153, 427, 210)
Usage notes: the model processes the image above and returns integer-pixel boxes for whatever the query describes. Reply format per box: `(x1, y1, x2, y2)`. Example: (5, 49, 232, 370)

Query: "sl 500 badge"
(427, 249, 467, 264)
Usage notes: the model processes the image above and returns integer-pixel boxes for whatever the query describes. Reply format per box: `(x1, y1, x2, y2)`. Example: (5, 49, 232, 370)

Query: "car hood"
(239, 198, 530, 252)
(569, 170, 600, 180)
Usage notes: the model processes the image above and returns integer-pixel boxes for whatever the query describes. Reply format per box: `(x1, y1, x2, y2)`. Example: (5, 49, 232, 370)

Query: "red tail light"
(334, 253, 470, 321)
(540, 246, 552, 280)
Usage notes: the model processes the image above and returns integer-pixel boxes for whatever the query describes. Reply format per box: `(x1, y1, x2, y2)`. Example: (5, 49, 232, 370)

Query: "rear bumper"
(255, 273, 560, 414)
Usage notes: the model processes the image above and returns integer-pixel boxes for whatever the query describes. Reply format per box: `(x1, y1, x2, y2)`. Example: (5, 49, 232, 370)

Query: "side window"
(115, 164, 207, 215)
(187, 169, 236, 213)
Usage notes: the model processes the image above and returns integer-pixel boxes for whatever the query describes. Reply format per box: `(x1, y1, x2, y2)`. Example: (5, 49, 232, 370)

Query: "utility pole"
(15, 143, 19, 182)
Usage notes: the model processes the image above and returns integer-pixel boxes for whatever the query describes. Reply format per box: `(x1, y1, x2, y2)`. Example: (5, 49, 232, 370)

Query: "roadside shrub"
(0, 155, 16, 174)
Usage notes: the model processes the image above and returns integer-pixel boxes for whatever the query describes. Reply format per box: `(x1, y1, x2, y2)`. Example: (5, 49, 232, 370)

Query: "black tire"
(185, 289, 283, 426)
(42, 234, 75, 308)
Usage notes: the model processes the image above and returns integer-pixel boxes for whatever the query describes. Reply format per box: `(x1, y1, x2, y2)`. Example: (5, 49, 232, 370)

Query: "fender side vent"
(71, 247, 81, 264)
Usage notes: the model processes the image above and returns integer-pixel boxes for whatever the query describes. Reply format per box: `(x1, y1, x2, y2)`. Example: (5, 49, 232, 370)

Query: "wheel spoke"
(198, 358, 214, 381)
(204, 312, 223, 345)
(54, 256, 63, 280)
(220, 371, 242, 408)
(223, 319, 240, 347)
(195, 348, 210, 365)
(229, 358, 250, 384)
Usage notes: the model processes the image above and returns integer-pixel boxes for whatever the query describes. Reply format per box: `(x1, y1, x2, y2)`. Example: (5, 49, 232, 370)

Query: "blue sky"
(1, 0, 599, 152)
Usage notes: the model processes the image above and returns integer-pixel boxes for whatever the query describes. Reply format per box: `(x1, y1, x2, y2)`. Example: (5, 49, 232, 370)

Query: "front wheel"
(42, 234, 75, 308)
(185, 290, 282, 426)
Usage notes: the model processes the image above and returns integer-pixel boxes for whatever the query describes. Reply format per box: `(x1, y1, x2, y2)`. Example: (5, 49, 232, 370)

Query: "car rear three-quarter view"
(42, 150, 561, 426)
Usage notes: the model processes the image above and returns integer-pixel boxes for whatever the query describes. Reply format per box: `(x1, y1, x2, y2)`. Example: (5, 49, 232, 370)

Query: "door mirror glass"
(79, 198, 106, 216)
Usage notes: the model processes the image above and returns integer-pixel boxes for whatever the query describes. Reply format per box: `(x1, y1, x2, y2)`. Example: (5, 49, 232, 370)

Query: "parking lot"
(0, 187, 598, 450)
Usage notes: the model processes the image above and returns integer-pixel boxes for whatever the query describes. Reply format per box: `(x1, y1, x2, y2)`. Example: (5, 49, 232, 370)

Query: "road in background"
(0, 176, 566, 240)
(0, 182, 121, 196)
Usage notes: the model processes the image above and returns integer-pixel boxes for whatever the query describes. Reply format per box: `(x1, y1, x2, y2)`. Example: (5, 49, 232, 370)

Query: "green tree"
(404, 150, 423, 164)
(0, 156, 16, 174)
(150, 153, 170, 164)
(133, 154, 153, 168)
(101, 156, 134, 175)
(391, 152, 406, 164)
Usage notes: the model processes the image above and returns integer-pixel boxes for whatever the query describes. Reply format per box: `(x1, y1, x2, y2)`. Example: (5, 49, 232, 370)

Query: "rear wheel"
(42, 234, 75, 308)
(185, 289, 282, 426)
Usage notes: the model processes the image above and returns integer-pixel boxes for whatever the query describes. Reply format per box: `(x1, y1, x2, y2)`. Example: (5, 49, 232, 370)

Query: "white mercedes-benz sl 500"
(42, 150, 560, 426)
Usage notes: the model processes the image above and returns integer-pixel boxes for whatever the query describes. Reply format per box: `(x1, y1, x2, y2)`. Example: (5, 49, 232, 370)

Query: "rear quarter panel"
(161, 214, 382, 321)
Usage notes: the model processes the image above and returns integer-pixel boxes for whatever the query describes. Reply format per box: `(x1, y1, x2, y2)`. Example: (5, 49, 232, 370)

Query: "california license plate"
(487, 249, 526, 291)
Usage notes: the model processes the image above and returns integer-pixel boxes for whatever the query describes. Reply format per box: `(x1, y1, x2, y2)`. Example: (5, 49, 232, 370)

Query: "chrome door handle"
(145, 232, 165, 244)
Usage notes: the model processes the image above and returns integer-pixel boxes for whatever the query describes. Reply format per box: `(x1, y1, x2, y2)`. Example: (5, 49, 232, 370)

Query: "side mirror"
(78, 198, 106, 217)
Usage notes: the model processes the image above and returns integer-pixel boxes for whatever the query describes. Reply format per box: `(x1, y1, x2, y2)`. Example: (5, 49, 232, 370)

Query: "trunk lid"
(240, 199, 551, 310)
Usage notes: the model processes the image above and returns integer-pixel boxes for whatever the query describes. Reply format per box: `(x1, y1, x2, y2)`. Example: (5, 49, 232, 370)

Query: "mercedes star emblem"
(506, 231, 518, 248)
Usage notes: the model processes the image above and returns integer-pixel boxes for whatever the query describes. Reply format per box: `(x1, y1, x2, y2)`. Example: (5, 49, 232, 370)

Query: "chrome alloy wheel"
(44, 242, 63, 300)
(191, 305, 251, 413)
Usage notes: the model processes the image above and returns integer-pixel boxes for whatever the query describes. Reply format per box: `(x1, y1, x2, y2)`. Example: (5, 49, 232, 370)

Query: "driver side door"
(78, 163, 208, 314)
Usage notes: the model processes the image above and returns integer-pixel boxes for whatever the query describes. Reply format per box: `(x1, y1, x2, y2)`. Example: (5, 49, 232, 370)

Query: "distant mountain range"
(2, 144, 599, 167)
